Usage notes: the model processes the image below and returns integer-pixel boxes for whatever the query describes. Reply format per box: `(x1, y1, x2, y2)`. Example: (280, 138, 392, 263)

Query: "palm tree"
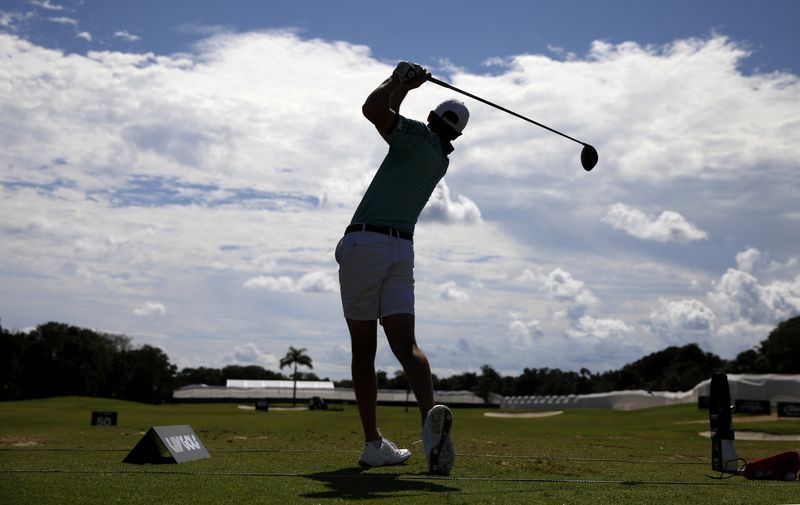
(279, 346, 313, 406)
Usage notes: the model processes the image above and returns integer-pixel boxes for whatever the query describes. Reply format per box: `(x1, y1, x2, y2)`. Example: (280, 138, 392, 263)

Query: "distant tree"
(334, 378, 354, 388)
(577, 368, 595, 394)
(730, 349, 770, 374)
(295, 372, 322, 381)
(0, 322, 176, 403)
(115, 345, 176, 403)
(386, 369, 409, 390)
(375, 370, 389, 389)
(435, 371, 478, 392)
(175, 367, 225, 387)
(221, 365, 285, 382)
(475, 365, 503, 401)
(279, 346, 313, 406)
(0, 326, 24, 400)
(760, 316, 800, 373)
(21, 322, 122, 398)
(596, 343, 727, 392)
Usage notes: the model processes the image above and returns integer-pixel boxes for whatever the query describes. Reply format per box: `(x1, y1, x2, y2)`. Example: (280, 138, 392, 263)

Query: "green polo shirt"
(350, 115, 449, 234)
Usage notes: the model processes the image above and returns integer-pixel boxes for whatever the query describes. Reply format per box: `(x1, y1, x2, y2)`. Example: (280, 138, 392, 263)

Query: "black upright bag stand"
(709, 373, 738, 473)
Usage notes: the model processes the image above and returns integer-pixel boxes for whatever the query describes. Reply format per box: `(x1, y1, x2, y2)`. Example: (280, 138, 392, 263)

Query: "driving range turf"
(1, 397, 798, 504)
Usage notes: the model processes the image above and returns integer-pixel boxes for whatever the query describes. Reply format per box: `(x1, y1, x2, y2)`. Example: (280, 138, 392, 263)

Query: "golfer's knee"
(393, 343, 425, 367)
(391, 346, 413, 364)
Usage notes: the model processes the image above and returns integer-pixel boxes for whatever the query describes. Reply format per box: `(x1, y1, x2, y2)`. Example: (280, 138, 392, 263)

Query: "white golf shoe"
(357, 437, 411, 467)
(423, 404, 454, 475)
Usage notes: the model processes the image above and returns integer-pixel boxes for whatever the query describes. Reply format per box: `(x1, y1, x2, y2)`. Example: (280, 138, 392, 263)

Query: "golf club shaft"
(428, 76, 587, 147)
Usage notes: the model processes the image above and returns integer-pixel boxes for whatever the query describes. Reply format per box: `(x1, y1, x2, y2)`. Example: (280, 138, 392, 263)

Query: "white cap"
(434, 99, 470, 133)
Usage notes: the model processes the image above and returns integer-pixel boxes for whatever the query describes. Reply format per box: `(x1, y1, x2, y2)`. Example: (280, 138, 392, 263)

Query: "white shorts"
(335, 231, 415, 320)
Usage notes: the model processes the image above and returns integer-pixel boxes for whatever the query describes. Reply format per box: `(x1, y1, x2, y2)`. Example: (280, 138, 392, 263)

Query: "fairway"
(1, 397, 798, 504)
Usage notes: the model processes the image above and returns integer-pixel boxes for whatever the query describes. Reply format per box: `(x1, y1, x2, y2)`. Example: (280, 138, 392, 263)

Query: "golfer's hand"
(393, 61, 429, 89)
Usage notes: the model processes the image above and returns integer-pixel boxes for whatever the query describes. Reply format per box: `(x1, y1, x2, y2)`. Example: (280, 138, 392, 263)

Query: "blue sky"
(7, 0, 800, 74)
(1, 0, 799, 381)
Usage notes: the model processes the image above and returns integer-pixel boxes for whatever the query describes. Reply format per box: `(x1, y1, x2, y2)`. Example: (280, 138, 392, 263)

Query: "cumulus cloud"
(646, 298, 716, 344)
(133, 301, 166, 317)
(1, 29, 799, 378)
(509, 318, 543, 346)
(243, 272, 337, 293)
(226, 343, 279, 368)
(519, 267, 597, 320)
(710, 268, 800, 324)
(735, 247, 762, 273)
(715, 320, 774, 351)
(543, 268, 596, 304)
(568, 316, 633, 340)
(437, 281, 470, 301)
(602, 203, 707, 243)
(420, 180, 481, 224)
(734, 247, 795, 275)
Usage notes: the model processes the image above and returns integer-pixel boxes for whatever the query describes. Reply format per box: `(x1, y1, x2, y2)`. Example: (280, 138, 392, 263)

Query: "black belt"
(345, 223, 413, 241)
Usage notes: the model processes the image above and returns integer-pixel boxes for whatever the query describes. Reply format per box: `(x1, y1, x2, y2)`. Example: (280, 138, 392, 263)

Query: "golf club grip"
(428, 76, 584, 147)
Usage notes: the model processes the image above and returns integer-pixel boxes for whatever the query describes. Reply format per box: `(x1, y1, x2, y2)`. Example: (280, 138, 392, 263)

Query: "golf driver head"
(581, 144, 598, 171)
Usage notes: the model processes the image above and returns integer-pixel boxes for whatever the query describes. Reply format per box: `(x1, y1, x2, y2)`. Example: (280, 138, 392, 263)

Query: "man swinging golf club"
(335, 61, 467, 474)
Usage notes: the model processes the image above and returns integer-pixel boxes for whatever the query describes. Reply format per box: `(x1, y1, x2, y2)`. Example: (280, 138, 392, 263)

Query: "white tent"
(500, 374, 800, 411)
(693, 374, 800, 402)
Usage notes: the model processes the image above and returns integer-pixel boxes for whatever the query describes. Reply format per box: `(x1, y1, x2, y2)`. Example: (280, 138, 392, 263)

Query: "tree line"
(1, 316, 797, 404)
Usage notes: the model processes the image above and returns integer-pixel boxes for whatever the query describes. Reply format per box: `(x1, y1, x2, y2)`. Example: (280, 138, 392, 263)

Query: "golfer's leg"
(347, 318, 380, 442)
(382, 313, 435, 423)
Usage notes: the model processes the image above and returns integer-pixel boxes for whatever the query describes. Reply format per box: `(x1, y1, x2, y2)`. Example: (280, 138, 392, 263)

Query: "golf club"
(428, 76, 598, 171)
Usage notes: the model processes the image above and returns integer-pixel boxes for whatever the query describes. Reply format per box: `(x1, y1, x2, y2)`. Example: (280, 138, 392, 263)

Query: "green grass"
(1, 397, 798, 504)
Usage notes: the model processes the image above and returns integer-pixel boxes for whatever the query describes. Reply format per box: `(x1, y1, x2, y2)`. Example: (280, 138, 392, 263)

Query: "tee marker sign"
(123, 425, 210, 464)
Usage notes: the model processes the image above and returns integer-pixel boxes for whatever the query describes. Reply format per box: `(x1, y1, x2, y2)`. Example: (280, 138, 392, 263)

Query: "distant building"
(173, 379, 492, 407)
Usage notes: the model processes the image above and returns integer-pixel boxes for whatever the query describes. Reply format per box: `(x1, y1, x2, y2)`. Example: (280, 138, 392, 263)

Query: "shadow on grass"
(301, 466, 461, 500)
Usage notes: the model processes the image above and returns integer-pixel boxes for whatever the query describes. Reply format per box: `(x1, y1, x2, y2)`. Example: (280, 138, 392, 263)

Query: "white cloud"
(244, 272, 337, 293)
(646, 298, 716, 344)
(735, 247, 762, 273)
(47, 16, 77, 26)
(543, 268, 595, 303)
(296, 271, 338, 293)
(734, 247, 796, 275)
(567, 316, 633, 341)
(509, 318, 543, 346)
(243, 275, 294, 291)
(226, 343, 279, 368)
(519, 267, 596, 305)
(0, 11, 35, 30)
(113, 30, 141, 42)
(29, 0, 64, 10)
(1, 30, 799, 378)
(76, 31, 91, 42)
(133, 301, 166, 317)
(714, 320, 773, 353)
(710, 268, 800, 324)
(602, 203, 708, 242)
(420, 180, 482, 224)
(437, 281, 470, 301)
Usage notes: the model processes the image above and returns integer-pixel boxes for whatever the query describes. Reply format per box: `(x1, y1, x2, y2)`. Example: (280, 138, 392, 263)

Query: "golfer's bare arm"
(362, 67, 429, 143)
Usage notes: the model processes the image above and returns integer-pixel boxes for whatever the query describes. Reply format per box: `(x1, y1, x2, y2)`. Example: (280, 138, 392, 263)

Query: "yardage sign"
(91, 411, 118, 426)
(123, 425, 210, 464)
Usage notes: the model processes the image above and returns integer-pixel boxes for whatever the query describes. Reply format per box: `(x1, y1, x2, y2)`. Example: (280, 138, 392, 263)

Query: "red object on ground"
(743, 451, 800, 481)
